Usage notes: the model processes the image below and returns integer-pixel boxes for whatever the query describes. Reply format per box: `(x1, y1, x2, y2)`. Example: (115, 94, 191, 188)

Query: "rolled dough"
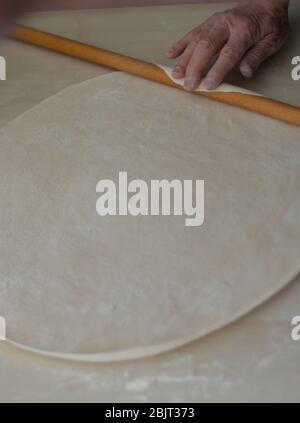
(0, 72, 299, 362)
(158, 65, 262, 96)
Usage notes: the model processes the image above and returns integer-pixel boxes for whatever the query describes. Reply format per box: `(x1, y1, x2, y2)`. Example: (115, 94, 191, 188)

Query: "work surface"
(0, 2, 299, 402)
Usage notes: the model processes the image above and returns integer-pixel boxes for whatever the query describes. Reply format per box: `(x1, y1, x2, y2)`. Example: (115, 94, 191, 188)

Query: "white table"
(0, 2, 299, 402)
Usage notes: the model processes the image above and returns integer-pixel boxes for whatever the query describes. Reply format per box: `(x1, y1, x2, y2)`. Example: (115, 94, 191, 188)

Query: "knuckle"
(237, 17, 256, 36)
(221, 45, 239, 61)
(191, 34, 202, 44)
(221, 12, 257, 39)
(197, 38, 216, 51)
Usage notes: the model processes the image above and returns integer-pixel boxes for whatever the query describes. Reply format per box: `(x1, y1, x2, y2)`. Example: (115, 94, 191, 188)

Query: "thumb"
(239, 37, 277, 78)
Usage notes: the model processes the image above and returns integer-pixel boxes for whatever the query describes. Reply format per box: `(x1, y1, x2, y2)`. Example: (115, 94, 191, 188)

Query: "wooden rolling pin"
(6, 24, 300, 126)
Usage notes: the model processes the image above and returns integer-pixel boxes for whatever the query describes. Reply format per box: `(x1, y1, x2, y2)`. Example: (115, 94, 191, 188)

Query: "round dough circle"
(0, 72, 299, 361)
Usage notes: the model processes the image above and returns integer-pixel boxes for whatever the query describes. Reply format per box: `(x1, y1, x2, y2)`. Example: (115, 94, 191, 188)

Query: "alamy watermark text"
(96, 172, 204, 227)
(0, 56, 6, 81)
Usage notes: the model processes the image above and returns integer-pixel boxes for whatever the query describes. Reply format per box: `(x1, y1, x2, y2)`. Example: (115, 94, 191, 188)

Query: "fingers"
(173, 24, 228, 90)
(168, 3, 288, 91)
(239, 36, 282, 78)
(166, 33, 192, 59)
(184, 31, 228, 91)
(203, 33, 253, 89)
(168, 27, 208, 79)
(171, 40, 200, 79)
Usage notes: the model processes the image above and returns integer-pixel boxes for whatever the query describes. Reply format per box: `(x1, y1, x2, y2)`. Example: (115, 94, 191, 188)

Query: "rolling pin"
(6, 24, 300, 126)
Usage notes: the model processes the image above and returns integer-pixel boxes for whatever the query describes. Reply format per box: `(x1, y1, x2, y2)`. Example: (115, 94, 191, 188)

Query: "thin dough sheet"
(158, 64, 262, 95)
(0, 72, 299, 362)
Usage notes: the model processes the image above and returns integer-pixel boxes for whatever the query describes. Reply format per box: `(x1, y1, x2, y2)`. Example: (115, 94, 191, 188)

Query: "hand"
(167, 0, 289, 91)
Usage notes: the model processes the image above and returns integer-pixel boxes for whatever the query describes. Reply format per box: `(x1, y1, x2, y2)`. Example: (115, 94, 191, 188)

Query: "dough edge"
(157, 64, 262, 96)
(6, 264, 299, 363)
(1, 71, 297, 364)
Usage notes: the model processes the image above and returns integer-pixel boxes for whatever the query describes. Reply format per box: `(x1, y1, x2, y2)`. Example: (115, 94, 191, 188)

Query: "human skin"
(0, 1, 289, 89)
(167, 0, 290, 90)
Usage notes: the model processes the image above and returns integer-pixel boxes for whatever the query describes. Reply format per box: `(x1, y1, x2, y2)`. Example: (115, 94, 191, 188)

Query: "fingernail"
(203, 77, 217, 90)
(184, 77, 197, 91)
(240, 64, 253, 78)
